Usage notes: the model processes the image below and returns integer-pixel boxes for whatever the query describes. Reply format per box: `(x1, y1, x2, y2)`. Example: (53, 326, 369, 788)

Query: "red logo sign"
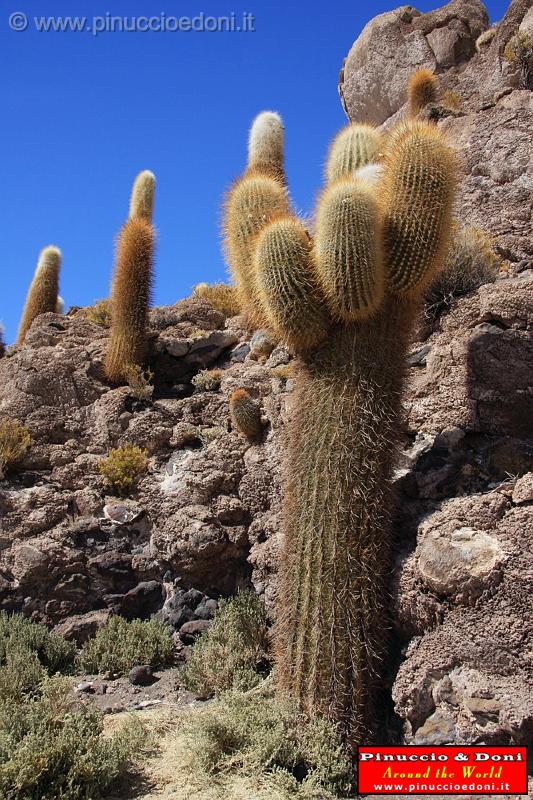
(357, 746, 528, 795)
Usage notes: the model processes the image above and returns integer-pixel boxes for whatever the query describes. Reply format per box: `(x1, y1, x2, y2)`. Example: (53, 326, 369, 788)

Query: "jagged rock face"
(0, 0, 531, 754)
(339, 0, 489, 125)
(0, 300, 284, 623)
(340, 0, 533, 268)
(338, 0, 533, 752)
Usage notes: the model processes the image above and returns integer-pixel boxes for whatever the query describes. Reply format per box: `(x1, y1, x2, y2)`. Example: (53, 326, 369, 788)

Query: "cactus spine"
(17, 246, 62, 345)
(105, 171, 156, 383)
(229, 389, 263, 439)
(224, 100, 457, 745)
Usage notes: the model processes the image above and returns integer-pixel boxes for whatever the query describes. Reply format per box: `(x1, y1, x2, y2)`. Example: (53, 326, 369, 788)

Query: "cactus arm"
(248, 110, 286, 183)
(223, 173, 289, 328)
(381, 121, 457, 297)
(325, 124, 384, 184)
(254, 215, 330, 352)
(314, 179, 384, 321)
(129, 170, 156, 222)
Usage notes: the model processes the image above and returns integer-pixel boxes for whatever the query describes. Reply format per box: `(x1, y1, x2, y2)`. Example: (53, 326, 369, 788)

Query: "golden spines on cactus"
(381, 120, 458, 296)
(325, 124, 384, 184)
(229, 388, 263, 439)
(105, 171, 156, 384)
(407, 68, 438, 117)
(248, 111, 285, 183)
(17, 245, 62, 345)
(223, 173, 289, 326)
(254, 215, 329, 352)
(222, 93, 457, 745)
(129, 170, 156, 221)
(314, 179, 384, 321)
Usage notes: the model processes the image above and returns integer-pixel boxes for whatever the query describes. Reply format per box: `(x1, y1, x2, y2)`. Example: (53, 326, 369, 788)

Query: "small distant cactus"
(407, 68, 438, 117)
(223, 96, 457, 744)
(105, 171, 156, 383)
(476, 26, 496, 51)
(17, 246, 62, 345)
(229, 389, 263, 439)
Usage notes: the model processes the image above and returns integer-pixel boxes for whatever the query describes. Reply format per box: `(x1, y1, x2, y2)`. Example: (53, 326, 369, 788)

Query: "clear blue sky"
(2, 0, 507, 343)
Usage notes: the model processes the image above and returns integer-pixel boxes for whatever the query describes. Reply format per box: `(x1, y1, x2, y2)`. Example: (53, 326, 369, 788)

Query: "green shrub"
(192, 368, 224, 392)
(0, 419, 31, 479)
(171, 687, 352, 799)
(78, 616, 173, 676)
(181, 591, 269, 697)
(192, 282, 241, 317)
(99, 443, 148, 494)
(0, 612, 75, 675)
(0, 673, 149, 800)
(424, 226, 500, 325)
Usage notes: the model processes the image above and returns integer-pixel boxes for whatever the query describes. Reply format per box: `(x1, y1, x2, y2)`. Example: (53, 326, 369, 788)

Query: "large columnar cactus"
(223, 107, 457, 745)
(17, 245, 62, 345)
(105, 170, 156, 383)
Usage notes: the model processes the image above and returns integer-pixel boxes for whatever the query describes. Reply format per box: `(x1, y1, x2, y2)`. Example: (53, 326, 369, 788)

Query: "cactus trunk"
(275, 298, 415, 744)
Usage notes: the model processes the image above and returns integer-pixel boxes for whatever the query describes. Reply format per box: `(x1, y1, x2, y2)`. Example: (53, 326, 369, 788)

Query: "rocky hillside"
(1, 0, 532, 753)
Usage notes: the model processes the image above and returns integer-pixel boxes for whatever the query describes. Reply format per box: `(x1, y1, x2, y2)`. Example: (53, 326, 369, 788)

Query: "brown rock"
(339, 0, 488, 124)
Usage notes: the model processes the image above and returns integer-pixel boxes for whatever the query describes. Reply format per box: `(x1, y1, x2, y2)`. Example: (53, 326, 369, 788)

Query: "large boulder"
(339, 0, 489, 124)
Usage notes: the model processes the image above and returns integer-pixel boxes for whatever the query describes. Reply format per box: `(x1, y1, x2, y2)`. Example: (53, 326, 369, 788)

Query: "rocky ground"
(1, 0, 532, 772)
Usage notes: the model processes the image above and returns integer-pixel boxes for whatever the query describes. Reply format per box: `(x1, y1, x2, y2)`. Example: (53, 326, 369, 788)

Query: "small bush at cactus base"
(78, 616, 174, 676)
(85, 297, 112, 326)
(192, 368, 224, 392)
(181, 591, 269, 697)
(424, 226, 500, 325)
(165, 685, 352, 800)
(192, 282, 241, 317)
(0, 419, 31, 479)
(99, 443, 148, 494)
(0, 611, 75, 675)
(125, 363, 155, 401)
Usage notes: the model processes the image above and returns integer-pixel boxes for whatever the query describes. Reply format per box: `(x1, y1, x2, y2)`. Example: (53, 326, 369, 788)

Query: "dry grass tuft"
(0, 419, 31, 479)
(193, 282, 241, 317)
(424, 225, 500, 325)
